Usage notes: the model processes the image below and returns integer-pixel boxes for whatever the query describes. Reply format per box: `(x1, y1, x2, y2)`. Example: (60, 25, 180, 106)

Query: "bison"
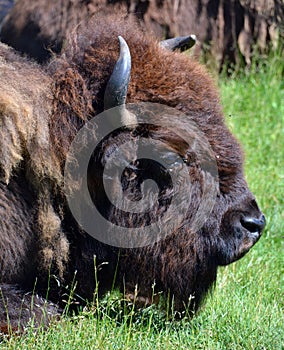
(0, 0, 121, 63)
(0, 12, 265, 333)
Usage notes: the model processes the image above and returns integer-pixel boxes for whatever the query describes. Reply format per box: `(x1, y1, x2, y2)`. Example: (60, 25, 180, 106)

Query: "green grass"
(1, 53, 283, 349)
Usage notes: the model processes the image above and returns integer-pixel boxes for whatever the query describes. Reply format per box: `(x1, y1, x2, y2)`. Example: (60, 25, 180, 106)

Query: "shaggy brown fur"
(0, 13, 264, 332)
(0, 43, 67, 284)
(0, 0, 125, 62)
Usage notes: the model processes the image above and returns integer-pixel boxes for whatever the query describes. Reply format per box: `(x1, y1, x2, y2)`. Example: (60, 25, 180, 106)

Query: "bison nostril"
(241, 214, 266, 234)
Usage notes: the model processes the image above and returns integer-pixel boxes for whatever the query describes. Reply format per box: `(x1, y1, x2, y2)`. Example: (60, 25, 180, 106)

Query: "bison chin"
(217, 199, 265, 265)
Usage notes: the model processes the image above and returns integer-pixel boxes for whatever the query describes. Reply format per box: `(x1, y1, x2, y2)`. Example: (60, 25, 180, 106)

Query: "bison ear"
(160, 35, 196, 52)
(104, 36, 131, 110)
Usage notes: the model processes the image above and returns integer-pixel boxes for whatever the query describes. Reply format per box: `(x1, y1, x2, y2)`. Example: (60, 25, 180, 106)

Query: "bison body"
(0, 13, 265, 332)
(0, 0, 119, 62)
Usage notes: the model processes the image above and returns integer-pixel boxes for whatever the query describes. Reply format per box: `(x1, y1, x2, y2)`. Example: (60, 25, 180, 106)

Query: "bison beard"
(0, 13, 265, 333)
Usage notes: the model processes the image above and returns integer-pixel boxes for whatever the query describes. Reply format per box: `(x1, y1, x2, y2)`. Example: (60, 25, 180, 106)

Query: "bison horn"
(104, 36, 131, 110)
(160, 35, 196, 52)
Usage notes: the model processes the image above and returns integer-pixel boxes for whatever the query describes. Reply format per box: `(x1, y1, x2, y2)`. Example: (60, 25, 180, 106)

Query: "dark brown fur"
(0, 0, 125, 62)
(0, 13, 264, 332)
(0, 284, 60, 334)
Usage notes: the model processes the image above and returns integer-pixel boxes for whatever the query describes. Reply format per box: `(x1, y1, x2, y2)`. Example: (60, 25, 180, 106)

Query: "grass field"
(1, 53, 283, 349)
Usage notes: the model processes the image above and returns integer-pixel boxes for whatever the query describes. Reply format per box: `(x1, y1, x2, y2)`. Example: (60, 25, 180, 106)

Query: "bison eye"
(160, 151, 184, 172)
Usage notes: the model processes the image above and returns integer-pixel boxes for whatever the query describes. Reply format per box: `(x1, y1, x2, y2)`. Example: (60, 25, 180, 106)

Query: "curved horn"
(160, 35, 196, 52)
(104, 36, 131, 110)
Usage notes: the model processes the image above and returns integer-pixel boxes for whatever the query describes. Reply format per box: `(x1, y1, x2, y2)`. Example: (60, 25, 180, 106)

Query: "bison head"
(49, 14, 265, 312)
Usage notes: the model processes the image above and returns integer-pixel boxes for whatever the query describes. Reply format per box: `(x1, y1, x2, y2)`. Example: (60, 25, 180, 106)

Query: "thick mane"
(0, 44, 68, 281)
(0, 43, 61, 185)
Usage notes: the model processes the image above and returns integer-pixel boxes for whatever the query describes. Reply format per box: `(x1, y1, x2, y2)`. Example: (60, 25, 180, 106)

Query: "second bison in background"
(0, 13, 265, 331)
(0, 0, 282, 67)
